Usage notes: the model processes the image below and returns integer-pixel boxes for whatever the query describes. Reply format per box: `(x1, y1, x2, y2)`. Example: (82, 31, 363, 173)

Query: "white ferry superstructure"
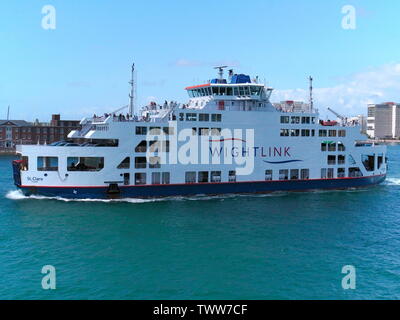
(13, 67, 387, 199)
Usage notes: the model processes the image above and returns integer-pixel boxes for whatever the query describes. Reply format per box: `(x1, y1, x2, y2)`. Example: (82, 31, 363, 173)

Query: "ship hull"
(17, 174, 386, 199)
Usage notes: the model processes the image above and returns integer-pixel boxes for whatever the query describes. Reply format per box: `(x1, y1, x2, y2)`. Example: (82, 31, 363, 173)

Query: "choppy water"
(1, 146, 399, 299)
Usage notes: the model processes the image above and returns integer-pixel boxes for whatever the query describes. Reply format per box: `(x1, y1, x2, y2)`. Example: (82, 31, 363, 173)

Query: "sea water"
(0, 146, 399, 299)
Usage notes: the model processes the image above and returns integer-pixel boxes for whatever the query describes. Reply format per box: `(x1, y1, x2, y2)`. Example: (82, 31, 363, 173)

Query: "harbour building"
(367, 102, 400, 139)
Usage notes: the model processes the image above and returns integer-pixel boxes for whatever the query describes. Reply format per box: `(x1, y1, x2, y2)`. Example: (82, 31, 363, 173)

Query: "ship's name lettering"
(27, 176, 44, 183)
(210, 146, 291, 158)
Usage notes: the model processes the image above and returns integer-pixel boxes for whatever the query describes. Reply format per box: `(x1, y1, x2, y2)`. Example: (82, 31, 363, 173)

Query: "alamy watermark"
(341, 265, 356, 290)
(341, 5, 356, 30)
(41, 265, 56, 290)
(41, 5, 56, 30)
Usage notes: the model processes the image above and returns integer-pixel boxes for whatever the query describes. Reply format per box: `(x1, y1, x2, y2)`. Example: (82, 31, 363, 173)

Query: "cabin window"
(163, 127, 174, 135)
(279, 169, 289, 180)
(291, 129, 300, 137)
(328, 130, 337, 137)
(117, 157, 130, 169)
(185, 172, 196, 184)
(135, 141, 147, 152)
(337, 168, 346, 178)
(186, 113, 197, 121)
(338, 155, 345, 165)
(280, 129, 290, 137)
(338, 130, 346, 137)
(179, 113, 184, 121)
(328, 143, 336, 152)
(290, 169, 299, 180)
(37, 156, 58, 171)
(67, 157, 104, 171)
(338, 142, 345, 151)
(362, 155, 375, 172)
(21, 156, 29, 171)
(210, 128, 221, 136)
(300, 169, 310, 180)
(349, 167, 363, 177)
(378, 154, 384, 169)
(291, 116, 300, 124)
(152, 172, 161, 184)
(211, 171, 221, 183)
(321, 143, 327, 151)
(319, 130, 327, 137)
(192, 127, 197, 136)
(280, 116, 290, 124)
(228, 170, 236, 182)
(199, 114, 209, 121)
(136, 126, 147, 135)
(302, 117, 310, 124)
(135, 173, 146, 185)
(135, 157, 147, 169)
(198, 171, 209, 183)
(149, 156, 161, 169)
(327, 155, 336, 165)
(199, 128, 209, 136)
(301, 129, 310, 137)
(149, 127, 161, 135)
(211, 114, 222, 122)
(265, 170, 273, 181)
(159, 172, 169, 184)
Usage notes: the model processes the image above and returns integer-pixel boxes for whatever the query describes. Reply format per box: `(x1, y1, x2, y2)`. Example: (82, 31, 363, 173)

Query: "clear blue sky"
(1, 0, 400, 120)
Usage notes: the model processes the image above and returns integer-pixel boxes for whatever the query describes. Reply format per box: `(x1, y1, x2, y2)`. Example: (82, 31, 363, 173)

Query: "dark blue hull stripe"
(18, 175, 386, 199)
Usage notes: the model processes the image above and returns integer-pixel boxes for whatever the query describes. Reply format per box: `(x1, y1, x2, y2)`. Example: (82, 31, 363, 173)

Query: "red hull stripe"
(20, 174, 386, 189)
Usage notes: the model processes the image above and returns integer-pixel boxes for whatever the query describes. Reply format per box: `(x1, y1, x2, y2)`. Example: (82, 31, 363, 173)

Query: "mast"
(7, 105, 10, 120)
(129, 63, 135, 116)
(309, 76, 313, 112)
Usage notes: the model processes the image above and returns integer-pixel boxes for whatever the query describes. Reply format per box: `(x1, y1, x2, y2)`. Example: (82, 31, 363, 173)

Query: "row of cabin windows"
(134, 172, 170, 185)
(321, 167, 363, 178)
(327, 155, 346, 165)
(321, 142, 346, 152)
(179, 113, 222, 122)
(135, 141, 170, 153)
(280, 129, 315, 137)
(319, 129, 346, 137)
(188, 86, 263, 98)
(278, 169, 310, 181)
(280, 116, 316, 124)
(185, 171, 236, 183)
(36, 156, 105, 172)
(136, 127, 174, 135)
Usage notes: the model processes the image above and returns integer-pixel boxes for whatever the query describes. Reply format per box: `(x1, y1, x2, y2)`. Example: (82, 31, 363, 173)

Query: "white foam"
(386, 178, 400, 186)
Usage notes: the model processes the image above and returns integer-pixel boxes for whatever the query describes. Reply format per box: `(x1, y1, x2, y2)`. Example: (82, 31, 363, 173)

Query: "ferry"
(12, 66, 387, 199)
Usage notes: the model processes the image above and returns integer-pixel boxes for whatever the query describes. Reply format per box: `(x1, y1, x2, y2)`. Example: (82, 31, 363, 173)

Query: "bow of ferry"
(12, 67, 387, 199)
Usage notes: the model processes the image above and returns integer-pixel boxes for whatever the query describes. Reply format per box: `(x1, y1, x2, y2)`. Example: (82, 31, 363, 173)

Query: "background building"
(273, 101, 311, 113)
(0, 114, 80, 153)
(367, 102, 400, 139)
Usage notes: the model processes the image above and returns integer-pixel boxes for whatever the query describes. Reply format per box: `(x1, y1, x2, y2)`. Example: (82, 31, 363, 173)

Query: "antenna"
(214, 66, 228, 80)
(309, 76, 313, 112)
(129, 63, 135, 116)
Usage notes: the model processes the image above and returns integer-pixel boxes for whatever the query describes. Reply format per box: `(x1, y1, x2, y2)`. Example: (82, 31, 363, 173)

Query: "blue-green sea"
(1, 146, 399, 300)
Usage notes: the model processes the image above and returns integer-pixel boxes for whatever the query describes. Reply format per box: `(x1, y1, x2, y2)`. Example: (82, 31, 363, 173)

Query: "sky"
(1, 0, 400, 121)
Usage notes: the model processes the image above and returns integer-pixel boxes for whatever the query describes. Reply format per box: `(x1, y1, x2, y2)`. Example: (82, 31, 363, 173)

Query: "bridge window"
(251, 86, 262, 96)
(67, 157, 104, 171)
(185, 172, 196, 184)
(265, 170, 273, 181)
(135, 173, 146, 185)
(37, 156, 58, 171)
(117, 157, 130, 169)
(227, 87, 233, 95)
